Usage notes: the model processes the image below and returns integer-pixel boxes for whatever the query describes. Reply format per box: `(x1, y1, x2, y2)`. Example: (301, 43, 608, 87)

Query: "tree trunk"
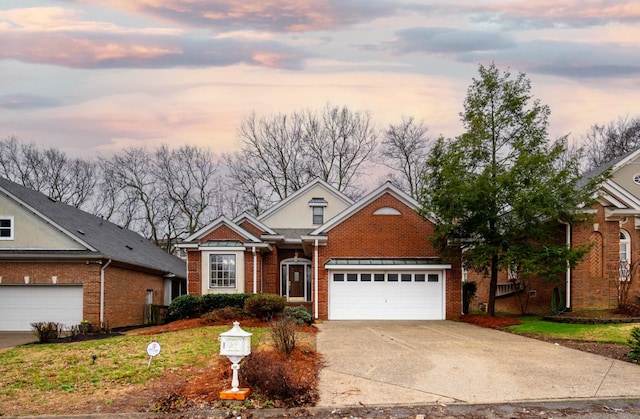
(488, 253, 499, 316)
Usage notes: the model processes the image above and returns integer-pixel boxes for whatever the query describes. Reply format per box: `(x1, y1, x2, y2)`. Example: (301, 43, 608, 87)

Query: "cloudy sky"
(1, 0, 639, 157)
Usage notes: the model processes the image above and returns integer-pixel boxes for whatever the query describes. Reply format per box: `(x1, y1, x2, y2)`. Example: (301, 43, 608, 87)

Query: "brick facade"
(472, 202, 640, 315)
(0, 261, 166, 328)
(184, 188, 463, 321)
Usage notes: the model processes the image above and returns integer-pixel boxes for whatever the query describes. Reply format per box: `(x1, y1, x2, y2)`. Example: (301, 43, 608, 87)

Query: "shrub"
(284, 306, 313, 325)
(239, 349, 317, 406)
(244, 294, 286, 321)
(31, 322, 62, 343)
(200, 293, 251, 313)
(201, 306, 246, 323)
(462, 281, 477, 314)
(628, 327, 640, 362)
(271, 318, 297, 355)
(168, 294, 201, 320)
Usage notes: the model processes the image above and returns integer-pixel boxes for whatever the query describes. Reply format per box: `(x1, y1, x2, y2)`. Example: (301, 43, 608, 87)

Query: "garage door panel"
(0, 286, 83, 331)
(329, 272, 444, 320)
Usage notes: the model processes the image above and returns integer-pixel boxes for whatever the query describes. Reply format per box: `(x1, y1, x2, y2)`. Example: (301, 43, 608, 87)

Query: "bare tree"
(583, 115, 640, 170)
(0, 136, 97, 209)
(380, 116, 432, 199)
(227, 104, 378, 215)
(153, 145, 221, 245)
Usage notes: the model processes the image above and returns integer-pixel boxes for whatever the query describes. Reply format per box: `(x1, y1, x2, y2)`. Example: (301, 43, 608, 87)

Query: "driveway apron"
(316, 320, 640, 406)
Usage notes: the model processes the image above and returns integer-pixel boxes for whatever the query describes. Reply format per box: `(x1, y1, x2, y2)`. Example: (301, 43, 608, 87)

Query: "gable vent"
(373, 207, 401, 215)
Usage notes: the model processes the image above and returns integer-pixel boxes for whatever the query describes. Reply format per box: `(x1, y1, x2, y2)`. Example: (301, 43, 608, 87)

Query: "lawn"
(0, 324, 287, 416)
(505, 316, 637, 344)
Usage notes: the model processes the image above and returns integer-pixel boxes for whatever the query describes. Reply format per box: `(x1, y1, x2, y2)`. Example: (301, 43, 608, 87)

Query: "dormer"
(309, 197, 328, 225)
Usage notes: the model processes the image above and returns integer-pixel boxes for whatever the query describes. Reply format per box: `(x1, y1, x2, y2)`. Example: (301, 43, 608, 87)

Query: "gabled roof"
(233, 212, 277, 235)
(0, 177, 185, 279)
(182, 216, 262, 244)
(257, 178, 353, 222)
(310, 181, 432, 235)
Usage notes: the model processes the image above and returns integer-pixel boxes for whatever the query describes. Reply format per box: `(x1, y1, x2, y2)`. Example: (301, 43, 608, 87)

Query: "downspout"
(565, 223, 571, 310)
(252, 246, 257, 294)
(314, 239, 319, 320)
(100, 259, 112, 325)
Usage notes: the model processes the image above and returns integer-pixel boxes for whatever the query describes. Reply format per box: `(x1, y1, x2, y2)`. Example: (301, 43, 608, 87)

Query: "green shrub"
(628, 327, 640, 362)
(200, 293, 251, 313)
(31, 322, 63, 343)
(284, 306, 313, 325)
(244, 293, 287, 321)
(168, 294, 201, 320)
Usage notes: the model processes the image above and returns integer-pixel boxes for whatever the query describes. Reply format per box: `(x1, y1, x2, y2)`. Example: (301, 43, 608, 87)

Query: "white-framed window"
(210, 254, 236, 288)
(0, 216, 13, 240)
(620, 230, 631, 281)
(312, 206, 324, 225)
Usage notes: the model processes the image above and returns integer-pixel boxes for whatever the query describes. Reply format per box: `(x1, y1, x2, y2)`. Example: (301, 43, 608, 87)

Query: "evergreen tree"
(420, 63, 605, 316)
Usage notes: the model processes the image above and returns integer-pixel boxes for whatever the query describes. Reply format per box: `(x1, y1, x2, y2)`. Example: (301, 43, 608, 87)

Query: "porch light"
(218, 321, 252, 400)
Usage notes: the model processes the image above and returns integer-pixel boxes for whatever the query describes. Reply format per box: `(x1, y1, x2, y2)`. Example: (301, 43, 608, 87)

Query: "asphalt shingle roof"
(0, 177, 185, 279)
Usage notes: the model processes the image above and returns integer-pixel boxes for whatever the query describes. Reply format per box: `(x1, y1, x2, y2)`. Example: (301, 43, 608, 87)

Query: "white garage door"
(0, 286, 83, 331)
(329, 271, 445, 320)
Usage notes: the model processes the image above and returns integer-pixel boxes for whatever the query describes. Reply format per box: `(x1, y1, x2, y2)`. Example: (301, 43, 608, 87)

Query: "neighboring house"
(178, 179, 462, 320)
(473, 148, 640, 315)
(0, 177, 186, 331)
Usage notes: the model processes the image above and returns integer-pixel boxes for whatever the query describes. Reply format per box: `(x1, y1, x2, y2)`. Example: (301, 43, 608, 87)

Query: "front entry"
(288, 265, 305, 300)
(281, 258, 311, 302)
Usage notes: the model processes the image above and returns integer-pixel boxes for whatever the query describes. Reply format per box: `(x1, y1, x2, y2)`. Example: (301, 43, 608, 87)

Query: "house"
(178, 179, 462, 320)
(0, 177, 186, 331)
(473, 148, 640, 315)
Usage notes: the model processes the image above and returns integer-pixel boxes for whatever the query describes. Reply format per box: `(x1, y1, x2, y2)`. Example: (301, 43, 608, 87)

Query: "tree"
(0, 136, 97, 209)
(226, 104, 377, 214)
(380, 116, 432, 199)
(420, 63, 604, 316)
(583, 115, 640, 170)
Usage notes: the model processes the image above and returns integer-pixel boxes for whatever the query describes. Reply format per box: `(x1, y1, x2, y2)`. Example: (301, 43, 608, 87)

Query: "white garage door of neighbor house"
(0, 285, 83, 331)
(329, 271, 445, 320)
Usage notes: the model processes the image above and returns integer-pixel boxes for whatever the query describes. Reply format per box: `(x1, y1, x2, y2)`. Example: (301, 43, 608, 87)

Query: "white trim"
(0, 188, 96, 250)
(233, 212, 278, 235)
(257, 179, 353, 222)
(326, 263, 451, 271)
(0, 215, 14, 240)
(601, 180, 640, 209)
(314, 239, 319, 319)
(612, 148, 640, 172)
(182, 216, 262, 244)
(310, 182, 435, 235)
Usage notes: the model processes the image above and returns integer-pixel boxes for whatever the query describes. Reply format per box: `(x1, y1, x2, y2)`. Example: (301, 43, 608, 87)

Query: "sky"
(1, 0, 640, 157)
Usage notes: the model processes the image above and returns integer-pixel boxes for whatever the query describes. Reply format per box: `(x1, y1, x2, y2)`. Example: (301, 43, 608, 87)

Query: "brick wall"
(0, 260, 165, 328)
(317, 193, 462, 320)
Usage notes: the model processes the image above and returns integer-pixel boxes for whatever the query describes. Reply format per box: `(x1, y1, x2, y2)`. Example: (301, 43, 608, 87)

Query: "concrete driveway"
(0, 332, 36, 349)
(316, 320, 640, 406)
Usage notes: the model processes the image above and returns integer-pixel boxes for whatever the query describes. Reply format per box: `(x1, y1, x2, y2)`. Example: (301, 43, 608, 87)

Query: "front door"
(288, 265, 305, 300)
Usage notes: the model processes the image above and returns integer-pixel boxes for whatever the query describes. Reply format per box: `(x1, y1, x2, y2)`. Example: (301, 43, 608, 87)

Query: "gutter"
(100, 259, 112, 325)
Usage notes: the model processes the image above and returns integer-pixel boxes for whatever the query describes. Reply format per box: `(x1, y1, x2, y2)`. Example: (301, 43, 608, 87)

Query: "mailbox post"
(219, 321, 252, 400)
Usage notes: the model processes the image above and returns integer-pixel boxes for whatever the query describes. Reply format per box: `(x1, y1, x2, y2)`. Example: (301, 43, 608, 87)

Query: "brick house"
(0, 177, 186, 331)
(473, 148, 640, 315)
(179, 179, 462, 320)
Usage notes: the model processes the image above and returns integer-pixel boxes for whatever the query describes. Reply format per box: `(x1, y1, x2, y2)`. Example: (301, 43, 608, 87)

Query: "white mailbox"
(219, 321, 252, 357)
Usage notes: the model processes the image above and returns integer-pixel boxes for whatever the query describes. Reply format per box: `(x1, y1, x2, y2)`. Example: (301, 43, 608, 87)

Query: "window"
(388, 273, 398, 282)
(312, 206, 324, 225)
(374, 273, 385, 282)
(0, 217, 13, 240)
(401, 273, 412, 282)
(346, 273, 358, 282)
(209, 254, 236, 288)
(428, 274, 439, 282)
(361, 273, 371, 282)
(333, 273, 344, 282)
(415, 274, 426, 282)
(620, 230, 631, 281)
